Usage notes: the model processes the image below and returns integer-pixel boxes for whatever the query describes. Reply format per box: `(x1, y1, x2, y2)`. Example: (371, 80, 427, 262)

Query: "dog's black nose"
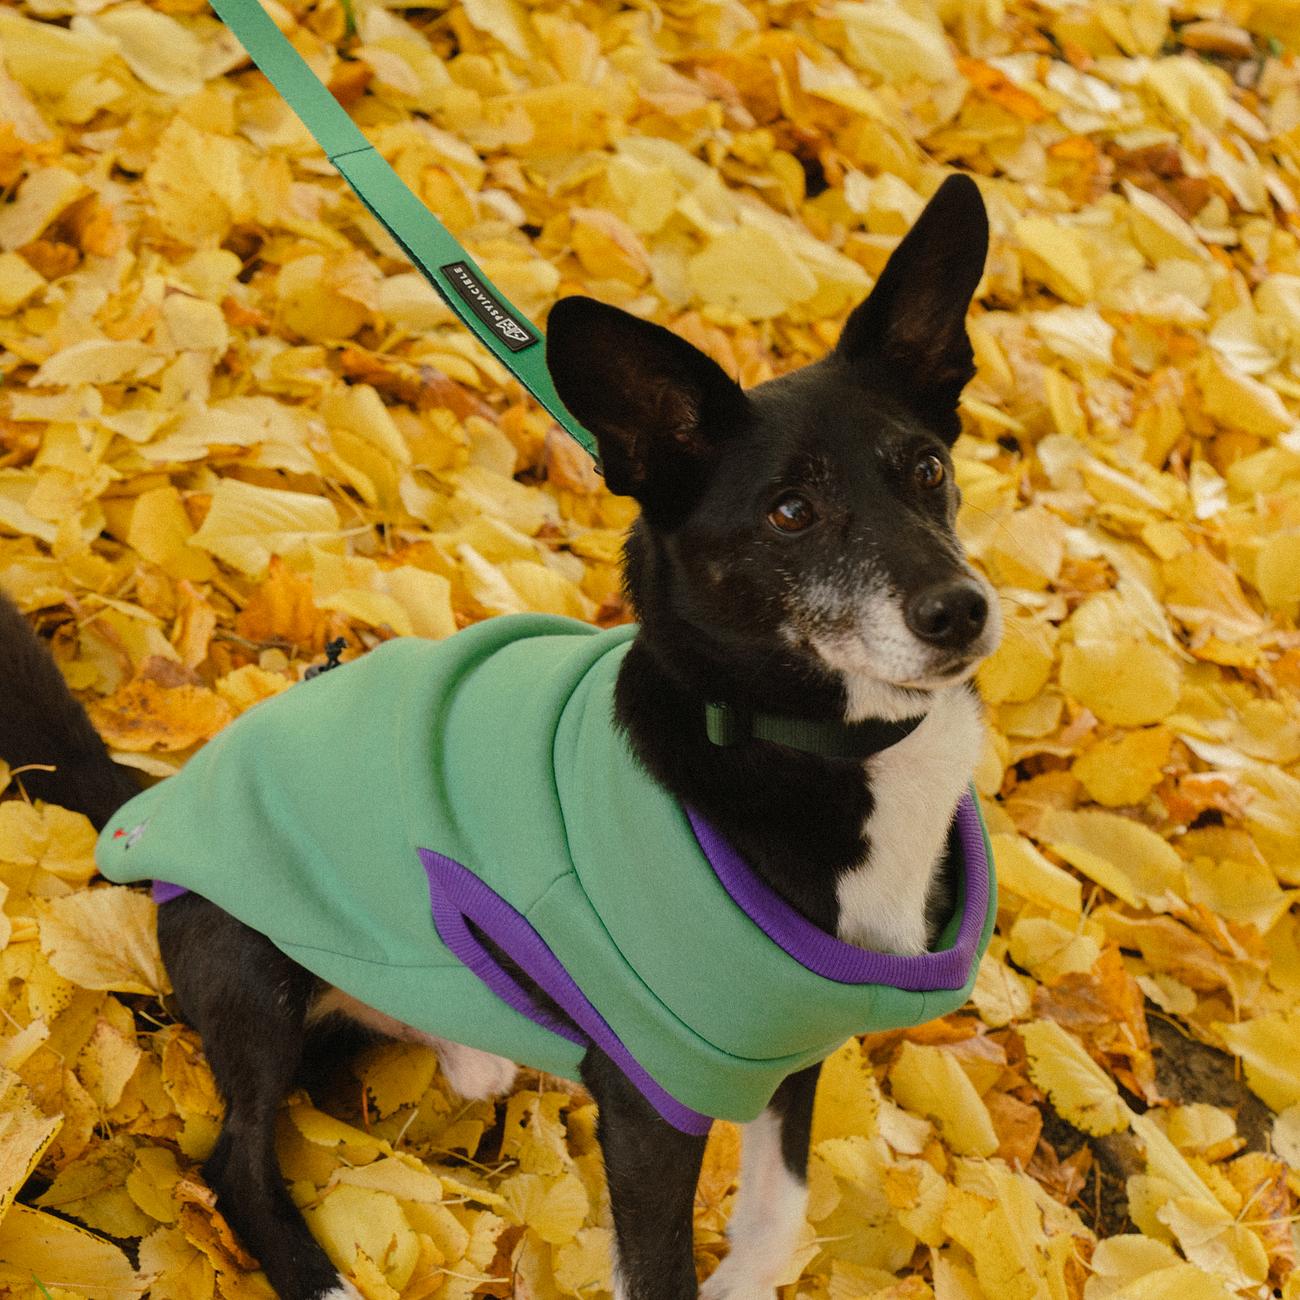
(904, 582, 988, 648)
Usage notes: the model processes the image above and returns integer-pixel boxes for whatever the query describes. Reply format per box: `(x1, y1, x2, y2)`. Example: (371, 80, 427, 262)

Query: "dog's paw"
(699, 1261, 778, 1300)
(433, 1039, 519, 1100)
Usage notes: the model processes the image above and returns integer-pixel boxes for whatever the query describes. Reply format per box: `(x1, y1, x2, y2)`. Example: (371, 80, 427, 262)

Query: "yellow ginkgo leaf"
(0, 1068, 62, 1219)
(502, 1170, 590, 1245)
(38, 886, 170, 996)
(126, 488, 216, 584)
(1039, 808, 1185, 911)
(137, 1225, 215, 1300)
(990, 833, 1082, 914)
(1216, 1012, 1300, 1112)
(890, 1042, 998, 1157)
(554, 1225, 614, 1295)
(35, 1137, 156, 1240)
(1008, 916, 1100, 983)
(1155, 1197, 1269, 1293)
(811, 1038, 881, 1145)
(970, 948, 1034, 1028)
(1072, 728, 1173, 809)
(1059, 639, 1182, 728)
(302, 1183, 421, 1291)
(189, 478, 343, 578)
(1018, 1020, 1130, 1136)
(0, 1203, 142, 1298)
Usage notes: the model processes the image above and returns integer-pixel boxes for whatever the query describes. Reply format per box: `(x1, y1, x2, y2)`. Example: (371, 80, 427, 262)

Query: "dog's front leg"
(580, 1047, 709, 1300)
(699, 1064, 819, 1300)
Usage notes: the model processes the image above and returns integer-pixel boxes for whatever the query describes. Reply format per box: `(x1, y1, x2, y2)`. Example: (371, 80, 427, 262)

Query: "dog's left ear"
(836, 173, 988, 439)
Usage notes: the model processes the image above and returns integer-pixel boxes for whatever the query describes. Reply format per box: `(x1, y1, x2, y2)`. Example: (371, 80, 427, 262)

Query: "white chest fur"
(834, 686, 985, 957)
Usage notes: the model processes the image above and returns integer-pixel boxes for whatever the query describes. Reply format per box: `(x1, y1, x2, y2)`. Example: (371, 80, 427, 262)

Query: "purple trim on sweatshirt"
(685, 790, 989, 991)
(418, 849, 713, 1137)
(152, 880, 188, 905)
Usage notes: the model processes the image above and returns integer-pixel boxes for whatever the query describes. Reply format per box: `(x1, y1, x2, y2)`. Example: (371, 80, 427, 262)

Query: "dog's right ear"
(546, 296, 749, 522)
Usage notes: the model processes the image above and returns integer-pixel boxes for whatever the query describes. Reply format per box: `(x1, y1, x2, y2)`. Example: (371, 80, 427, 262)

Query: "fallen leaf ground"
(1, 0, 1299, 1296)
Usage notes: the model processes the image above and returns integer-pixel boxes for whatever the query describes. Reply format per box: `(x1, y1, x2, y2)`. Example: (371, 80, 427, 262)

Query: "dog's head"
(547, 174, 1000, 711)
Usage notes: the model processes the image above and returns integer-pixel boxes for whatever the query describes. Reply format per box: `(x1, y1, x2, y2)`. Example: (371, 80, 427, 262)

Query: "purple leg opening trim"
(418, 849, 713, 1137)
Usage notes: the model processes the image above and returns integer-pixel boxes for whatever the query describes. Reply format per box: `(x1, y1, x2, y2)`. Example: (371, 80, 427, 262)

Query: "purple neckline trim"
(152, 880, 188, 905)
(685, 790, 988, 992)
(419, 849, 712, 1136)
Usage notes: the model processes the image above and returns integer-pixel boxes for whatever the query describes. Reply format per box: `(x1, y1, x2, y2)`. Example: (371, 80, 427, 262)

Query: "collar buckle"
(704, 701, 746, 747)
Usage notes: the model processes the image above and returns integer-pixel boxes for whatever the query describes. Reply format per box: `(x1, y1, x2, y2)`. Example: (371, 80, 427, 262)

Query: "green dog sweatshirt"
(97, 613, 997, 1132)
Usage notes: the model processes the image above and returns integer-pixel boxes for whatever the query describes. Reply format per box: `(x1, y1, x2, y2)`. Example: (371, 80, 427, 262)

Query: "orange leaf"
(986, 1089, 1043, 1168)
(172, 582, 218, 673)
(1033, 947, 1158, 1102)
(234, 556, 329, 653)
(958, 56, 1050, 121)
(89, 676, 233, 752)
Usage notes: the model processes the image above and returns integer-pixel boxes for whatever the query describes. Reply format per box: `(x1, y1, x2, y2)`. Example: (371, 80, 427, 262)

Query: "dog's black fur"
(0, 596, 139, 828)
(0, 174, 992, 1300)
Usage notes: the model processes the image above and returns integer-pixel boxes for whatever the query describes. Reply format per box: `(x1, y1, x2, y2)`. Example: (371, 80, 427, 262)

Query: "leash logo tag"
(440, 261, 538, 352)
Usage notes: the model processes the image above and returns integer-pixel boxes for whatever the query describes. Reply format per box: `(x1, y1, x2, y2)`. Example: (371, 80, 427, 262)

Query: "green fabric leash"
(212, 0, 934, 763)
(208, 0, 601, 466)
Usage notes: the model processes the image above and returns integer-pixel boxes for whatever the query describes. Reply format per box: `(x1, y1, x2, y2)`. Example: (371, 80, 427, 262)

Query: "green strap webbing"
(209, 0, 601, 466)
(213, 2, 935, 761)
(704, 701, 926, 759)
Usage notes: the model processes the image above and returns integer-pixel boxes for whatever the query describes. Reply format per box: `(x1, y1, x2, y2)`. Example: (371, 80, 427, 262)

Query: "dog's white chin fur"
(807, 578, 1002, 719)
(810, 631, 965, 722)
(797, 578, 998, 957)
(890, 656, 982, 692)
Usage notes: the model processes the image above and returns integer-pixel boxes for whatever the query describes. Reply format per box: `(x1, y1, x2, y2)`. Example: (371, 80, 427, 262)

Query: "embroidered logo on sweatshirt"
(112, 820, 150, 850)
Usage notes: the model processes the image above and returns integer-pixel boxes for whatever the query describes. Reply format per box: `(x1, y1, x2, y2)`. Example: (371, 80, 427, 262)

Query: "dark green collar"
(705, 701, 927, 759)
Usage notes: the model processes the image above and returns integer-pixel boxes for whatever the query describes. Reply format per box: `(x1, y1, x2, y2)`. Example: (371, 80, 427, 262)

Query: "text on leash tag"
(440, 261, 539, 353)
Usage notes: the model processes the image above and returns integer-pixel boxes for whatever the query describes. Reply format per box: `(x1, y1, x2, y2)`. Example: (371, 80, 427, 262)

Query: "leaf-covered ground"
(1, 0, 1300, 1295)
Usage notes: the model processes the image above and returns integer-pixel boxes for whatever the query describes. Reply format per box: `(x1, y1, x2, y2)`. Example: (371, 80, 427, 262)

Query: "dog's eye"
(914, 455, 946, 490)
(767, 493, 818, 534)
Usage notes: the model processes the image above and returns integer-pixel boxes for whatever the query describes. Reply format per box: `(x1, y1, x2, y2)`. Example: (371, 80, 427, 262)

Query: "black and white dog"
(1, 174, 998, 1300)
